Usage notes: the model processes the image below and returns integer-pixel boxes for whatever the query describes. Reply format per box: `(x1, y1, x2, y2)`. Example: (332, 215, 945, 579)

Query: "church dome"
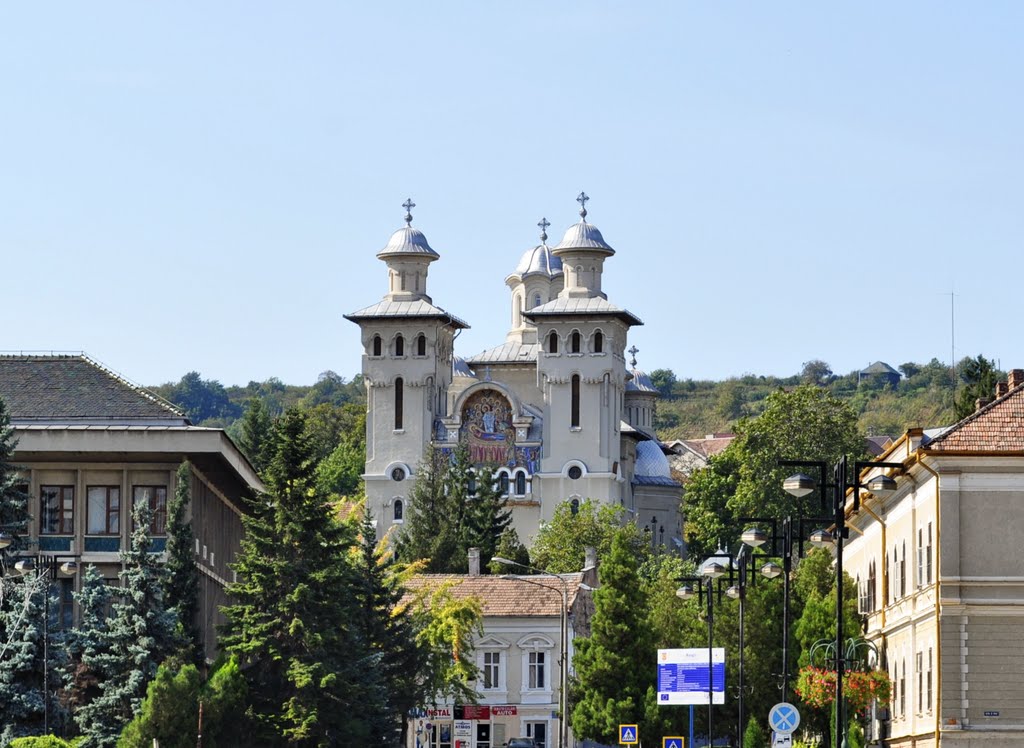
(553, 220, 615, 254)
(635, 440, 673, 479)
(626, 368, 658, 393)
(514, 244, 563, 278)
(377, 225, 439, 260)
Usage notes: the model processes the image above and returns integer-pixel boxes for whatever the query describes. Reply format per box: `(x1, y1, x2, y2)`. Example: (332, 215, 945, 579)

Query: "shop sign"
(454, 720, 473, 739)
(427, 707, 453, 719)
(492, 706, 518, 716)
(457, 705, 491, 720)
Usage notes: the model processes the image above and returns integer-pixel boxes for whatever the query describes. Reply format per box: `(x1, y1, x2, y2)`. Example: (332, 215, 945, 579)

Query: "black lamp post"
(9, 551, 80, 734)
(781, 456, 901, 748)
(677, 549, 731, 747)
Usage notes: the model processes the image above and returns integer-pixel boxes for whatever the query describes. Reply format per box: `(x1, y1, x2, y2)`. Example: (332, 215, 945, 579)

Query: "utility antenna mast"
(949, 287, 957, 388)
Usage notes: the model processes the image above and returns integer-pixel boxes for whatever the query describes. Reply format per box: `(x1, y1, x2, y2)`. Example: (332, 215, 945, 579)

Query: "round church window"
(568, 466, 583, 480)
(391, 467, 406, 482)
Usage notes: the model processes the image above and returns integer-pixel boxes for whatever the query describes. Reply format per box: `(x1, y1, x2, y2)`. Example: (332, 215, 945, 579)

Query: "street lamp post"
(677, 549, 731, 747)
(781, 456, 901, 748)
(8, 552, 80, 734)
(493, 557, 570, 748)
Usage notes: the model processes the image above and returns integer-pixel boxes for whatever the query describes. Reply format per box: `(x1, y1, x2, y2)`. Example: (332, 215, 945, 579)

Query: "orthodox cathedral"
(346, 195, 682, 548)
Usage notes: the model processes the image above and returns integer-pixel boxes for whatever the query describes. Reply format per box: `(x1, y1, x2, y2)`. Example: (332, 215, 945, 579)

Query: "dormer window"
(571, 331, 581, 353)
(372, 335, 382, 357)
(416, 334, 426, 357)
(594, 331, 603, 353)
(548, 331, 558, 354)
(395, 334, 405, 357)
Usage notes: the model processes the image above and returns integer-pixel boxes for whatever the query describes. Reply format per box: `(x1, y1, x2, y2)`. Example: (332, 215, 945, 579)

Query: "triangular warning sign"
(623, 727, 636, 741)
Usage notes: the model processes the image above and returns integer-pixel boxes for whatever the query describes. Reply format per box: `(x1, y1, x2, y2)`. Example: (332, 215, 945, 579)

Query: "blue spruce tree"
(76, 500, 178, 746)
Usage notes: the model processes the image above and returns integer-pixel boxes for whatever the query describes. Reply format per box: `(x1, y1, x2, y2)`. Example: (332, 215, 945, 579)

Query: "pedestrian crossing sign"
(619, 724, 639, 744)
(663, 737, 685, 748)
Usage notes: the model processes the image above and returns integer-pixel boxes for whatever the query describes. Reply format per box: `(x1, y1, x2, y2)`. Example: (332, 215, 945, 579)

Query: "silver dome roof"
(553, 220, 615, 254)
(513, 244, 563, 278)
(377, 226, 440, 260)
(635, 440, 672, 479)
(452, 356, 477, 379)
(626, 368, 658, 393)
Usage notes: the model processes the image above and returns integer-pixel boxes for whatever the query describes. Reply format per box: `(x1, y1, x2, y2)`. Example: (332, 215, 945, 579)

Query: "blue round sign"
(768, 702, 800, 734)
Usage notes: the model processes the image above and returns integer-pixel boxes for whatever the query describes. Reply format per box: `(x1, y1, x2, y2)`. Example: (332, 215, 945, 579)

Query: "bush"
(742, 716, 767, 748)
(10, 738, 76, 748)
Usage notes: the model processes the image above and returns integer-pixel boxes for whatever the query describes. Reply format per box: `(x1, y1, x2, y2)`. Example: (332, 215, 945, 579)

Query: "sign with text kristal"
(657, 648, 726, 705)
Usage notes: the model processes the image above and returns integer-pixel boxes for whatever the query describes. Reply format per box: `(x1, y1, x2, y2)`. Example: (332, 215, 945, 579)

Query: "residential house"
(404, 549, 597, 748)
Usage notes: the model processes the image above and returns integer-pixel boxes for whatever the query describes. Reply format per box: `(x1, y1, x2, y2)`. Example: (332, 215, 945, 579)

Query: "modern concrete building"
(843, 369, 1024, 747)
(346, 197, 682, 547)
(0, 354, 261, 661)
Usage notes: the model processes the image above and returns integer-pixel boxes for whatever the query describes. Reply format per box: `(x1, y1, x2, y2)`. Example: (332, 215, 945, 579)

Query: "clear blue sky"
(2, 3, 1021, 387)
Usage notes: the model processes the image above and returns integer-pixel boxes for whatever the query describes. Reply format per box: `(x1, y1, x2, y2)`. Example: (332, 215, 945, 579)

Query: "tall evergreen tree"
(164, 462, 201, 662)
(0, 575, 52, 744)
(63, 565, 110, 718)
(396, 443, 511, 573)
(76, 500, 178, 747)
(221, 408, 373, 745)
(571, 529, 657, 745)
(0, 395, 30, 567)
(237, 397, 274, 475)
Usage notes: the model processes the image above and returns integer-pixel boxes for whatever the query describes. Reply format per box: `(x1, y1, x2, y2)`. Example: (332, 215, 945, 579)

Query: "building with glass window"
(347, 197, 682, 546)
(0, 354, 261, 660)
(843, 369, 1024, 747)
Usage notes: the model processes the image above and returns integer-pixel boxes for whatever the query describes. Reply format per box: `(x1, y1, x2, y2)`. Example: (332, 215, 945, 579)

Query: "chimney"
(976, 397, 993, 412)
(468, 547, 481, 576)
(996, 382, 1009, 398)
(1009, 369, 1024, 390)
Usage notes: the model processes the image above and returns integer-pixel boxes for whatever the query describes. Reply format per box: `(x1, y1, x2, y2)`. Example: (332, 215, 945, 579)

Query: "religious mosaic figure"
(460, 390, 515, 465)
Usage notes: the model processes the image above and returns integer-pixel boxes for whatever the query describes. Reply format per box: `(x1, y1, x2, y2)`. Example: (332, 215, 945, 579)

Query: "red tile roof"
(403, 573, 585, 617)
(925, 382, 1024, 453)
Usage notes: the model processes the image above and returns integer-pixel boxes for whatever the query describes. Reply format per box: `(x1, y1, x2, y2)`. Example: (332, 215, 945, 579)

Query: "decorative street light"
(781, 456, 901, 748)
(676, 548, 731, 747)
(493, 557, 570, 748)
(6, 553, 81, 734)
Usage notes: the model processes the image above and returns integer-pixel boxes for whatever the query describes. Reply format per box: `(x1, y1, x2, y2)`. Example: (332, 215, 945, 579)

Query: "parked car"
(506, 739, 538, 748)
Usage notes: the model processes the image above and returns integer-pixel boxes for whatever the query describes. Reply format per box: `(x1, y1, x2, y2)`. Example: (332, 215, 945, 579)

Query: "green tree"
(571, 529, 657, 745)
(685, 385, 864, 559)
(64, 565, 111, 719)
(237, 397, 274, 475)
(649, 368, 677, 397)
(531, 499, 636, 573)
(77, 500, 179, 746)
(0, 573, 53, 744)
(221, 408, 373, 745)
(487, 528, 530, 574)
(10, 737, 76, 748)
(954, 354, 1002, 420)
(164, 462, 201, 663)
(0, 395, 30, 565)
(116, 657, 249, 748)
(801, 359, 833, 386)
(462, 465, 512, 570)
(164, 372, 241, 424)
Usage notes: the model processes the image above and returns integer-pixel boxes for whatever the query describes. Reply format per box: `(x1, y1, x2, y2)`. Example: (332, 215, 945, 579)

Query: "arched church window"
(548, 331, 558, 354)
(372, 335, 382, 357)
(570, 498, 580, 515)
(594, 331, 603, 353)
(515, 472, 527, 496)
(395, 335, 405, 357)
(394, 378, 404, 430)
(534, 294, 542, 308)
(416, 334, 426, 357)
(571, 331, 581, 353)
(499, 473, 510, 496)
(393, 499, 404, 522)
(571, 375, 581, 428)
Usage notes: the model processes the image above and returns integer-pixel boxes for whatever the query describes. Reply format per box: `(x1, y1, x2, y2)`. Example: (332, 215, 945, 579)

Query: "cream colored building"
(0, 354, 261, 661)
(843, 369, 1024, 747)
(347, 197, 682, 547)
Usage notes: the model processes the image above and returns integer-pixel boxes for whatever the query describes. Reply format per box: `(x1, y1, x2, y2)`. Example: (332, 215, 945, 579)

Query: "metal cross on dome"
(402, 198, 416, 226)
(576, 191, 589, 219)
(538, 217, 550, 243)
(628, 345, 639, 368)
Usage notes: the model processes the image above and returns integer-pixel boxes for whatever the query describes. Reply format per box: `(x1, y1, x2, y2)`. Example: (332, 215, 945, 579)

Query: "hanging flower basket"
(794, 666, 892, 713)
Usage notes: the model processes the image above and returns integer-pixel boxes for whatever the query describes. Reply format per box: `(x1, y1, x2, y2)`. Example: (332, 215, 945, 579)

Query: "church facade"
(347, 196, 681, 547)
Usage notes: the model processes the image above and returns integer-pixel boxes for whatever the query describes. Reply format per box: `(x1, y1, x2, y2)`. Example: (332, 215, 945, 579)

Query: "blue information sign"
(657, 648, 726, 705)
